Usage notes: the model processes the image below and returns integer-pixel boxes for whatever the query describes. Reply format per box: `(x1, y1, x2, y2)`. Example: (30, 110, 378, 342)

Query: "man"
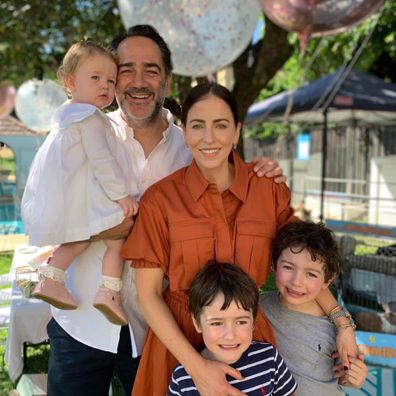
(46, 25, 285, 396)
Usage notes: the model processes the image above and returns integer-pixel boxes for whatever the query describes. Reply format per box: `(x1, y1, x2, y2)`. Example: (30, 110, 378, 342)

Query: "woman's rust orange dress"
(122, 152, 296, 396)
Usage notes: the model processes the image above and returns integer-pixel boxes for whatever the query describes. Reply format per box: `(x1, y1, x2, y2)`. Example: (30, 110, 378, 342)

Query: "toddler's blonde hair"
(57, 39, 117, 92)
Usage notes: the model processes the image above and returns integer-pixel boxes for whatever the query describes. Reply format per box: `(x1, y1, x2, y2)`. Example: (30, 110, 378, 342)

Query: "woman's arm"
(136, 267, 245, 396)
(316, 287, 358, 368)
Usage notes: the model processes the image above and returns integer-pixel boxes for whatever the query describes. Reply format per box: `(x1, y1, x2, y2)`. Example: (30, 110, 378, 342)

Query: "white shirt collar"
(109, 107, 174, 142)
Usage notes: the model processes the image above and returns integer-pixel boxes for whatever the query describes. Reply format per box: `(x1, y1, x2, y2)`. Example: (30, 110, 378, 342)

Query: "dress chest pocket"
(235, 220, 276, 286)
(169, 220, 214, 291)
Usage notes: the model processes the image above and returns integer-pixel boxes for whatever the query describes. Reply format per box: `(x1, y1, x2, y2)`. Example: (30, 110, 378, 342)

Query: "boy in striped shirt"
(168, 262, 297, 396)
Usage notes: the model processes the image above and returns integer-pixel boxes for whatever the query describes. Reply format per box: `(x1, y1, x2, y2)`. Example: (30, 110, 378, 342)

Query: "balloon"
(259, 0, 384, 50)
(0, 83, 16, 119)
(15, 79, 67, 132)
(117, 0, 261, 77)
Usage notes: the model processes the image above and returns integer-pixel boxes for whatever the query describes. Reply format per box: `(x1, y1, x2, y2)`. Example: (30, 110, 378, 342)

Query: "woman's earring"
(233, 143, 237, 150)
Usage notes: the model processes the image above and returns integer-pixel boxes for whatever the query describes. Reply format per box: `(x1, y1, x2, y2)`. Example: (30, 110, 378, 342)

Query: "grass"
(0, 252, 51, 395)
(0, 252, 126, 396)
(0, 148, 16, 180)
(0, 254, 12, 274)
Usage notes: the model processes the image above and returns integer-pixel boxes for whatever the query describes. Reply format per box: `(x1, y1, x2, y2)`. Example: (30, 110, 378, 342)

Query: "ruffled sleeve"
(122, 187, 170, 273)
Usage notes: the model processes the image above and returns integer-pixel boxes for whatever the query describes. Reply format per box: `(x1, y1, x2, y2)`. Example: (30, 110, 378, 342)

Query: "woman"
(122, 83, 357, 396)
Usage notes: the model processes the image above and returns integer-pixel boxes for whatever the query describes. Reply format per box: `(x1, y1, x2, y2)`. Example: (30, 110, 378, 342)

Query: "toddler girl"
(22, 39, 138, 326)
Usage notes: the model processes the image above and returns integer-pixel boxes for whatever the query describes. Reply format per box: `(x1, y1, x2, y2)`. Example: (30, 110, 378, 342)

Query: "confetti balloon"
(0, 83, 16, 119)
(117, 0, 261, 77)
(259, 0, 384, 51)
(15, 79, 67, 132)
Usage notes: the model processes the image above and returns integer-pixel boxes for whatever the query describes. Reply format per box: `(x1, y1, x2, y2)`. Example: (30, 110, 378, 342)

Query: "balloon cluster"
(117, 0, 261, 77)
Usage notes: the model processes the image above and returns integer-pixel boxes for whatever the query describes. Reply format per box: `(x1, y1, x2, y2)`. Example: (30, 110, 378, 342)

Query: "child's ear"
(322, 274, 336, 289)
(191, 314, 202, 333)
(64, 75, 75, 93)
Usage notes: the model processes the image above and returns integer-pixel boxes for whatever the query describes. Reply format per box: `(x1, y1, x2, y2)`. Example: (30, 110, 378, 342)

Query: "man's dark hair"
(189, 262, 259, 325)
(110, 24, 173, 75)
(272, 221, 340, 282)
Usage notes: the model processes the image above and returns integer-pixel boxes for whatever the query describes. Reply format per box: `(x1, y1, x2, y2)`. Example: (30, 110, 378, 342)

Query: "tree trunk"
(232, 17, 293, 158)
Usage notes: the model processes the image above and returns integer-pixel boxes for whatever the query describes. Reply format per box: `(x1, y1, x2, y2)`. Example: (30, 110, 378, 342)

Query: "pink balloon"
(259, 0, 384, 50)
(0, 83, 16, 119)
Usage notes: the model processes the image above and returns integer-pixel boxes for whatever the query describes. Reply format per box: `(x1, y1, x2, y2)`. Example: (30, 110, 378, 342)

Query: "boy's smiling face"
(192, 292, 254, 364)
(275, 247, 332, 313)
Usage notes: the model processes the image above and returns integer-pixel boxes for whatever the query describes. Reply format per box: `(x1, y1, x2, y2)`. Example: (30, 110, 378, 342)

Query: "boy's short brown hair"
(189, 262, 259, 325)
(272, 221, 340, 282)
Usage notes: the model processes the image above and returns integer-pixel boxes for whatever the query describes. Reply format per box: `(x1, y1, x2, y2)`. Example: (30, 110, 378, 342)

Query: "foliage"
(0, 1, 124, 86)
(1, 1, 395, 150)
(248, 0, 396, 140)
(260, 0, 396, 97)
(0, 154, 16, 179)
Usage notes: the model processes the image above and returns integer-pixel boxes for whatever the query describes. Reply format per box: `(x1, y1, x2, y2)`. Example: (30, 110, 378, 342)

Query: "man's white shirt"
(52, 108, 192, 356)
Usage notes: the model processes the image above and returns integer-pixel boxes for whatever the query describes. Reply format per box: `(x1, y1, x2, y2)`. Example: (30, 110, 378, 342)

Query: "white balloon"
(117, 0, 261, 77)
(15, 79, 67, 132)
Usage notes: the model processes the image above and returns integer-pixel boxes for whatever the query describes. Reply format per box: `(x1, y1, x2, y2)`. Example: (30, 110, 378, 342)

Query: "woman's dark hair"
(189, 262, 259, 325)
(110, 24, 173, 76)
(181, 82, 239, 126)
(272, 221, 340, 282)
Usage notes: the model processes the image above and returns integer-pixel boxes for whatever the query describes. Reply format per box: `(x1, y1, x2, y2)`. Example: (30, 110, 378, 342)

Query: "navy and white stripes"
(168, 341, 297, 395)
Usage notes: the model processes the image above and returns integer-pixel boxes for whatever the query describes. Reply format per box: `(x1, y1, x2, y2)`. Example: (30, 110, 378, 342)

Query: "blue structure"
(0, 116, 46, 224)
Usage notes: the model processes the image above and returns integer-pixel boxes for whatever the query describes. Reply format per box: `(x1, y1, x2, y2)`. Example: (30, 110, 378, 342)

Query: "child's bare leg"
(102, 239, 124, 279)
(93, 239, 127, 325)
(50, 241, 90, 271)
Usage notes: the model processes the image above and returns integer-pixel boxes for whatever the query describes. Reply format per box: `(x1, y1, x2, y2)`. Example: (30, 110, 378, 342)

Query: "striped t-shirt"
(168, 341, 297, 395)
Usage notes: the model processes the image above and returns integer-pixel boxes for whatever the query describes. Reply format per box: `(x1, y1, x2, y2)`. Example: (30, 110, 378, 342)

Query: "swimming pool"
(0, 202, 25, 234)
(0, 219, 25, 234)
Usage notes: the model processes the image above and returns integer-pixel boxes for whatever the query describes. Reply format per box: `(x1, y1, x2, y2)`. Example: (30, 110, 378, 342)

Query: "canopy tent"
(245, 68, 396, 219)
(246, 67, 396, 126)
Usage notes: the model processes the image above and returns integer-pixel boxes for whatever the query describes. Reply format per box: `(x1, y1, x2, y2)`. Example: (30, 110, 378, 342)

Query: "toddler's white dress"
(22, 101, 128, 246)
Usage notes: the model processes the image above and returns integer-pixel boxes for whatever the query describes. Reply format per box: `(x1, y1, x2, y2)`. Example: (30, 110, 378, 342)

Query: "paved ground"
(0, 234, 28, 253)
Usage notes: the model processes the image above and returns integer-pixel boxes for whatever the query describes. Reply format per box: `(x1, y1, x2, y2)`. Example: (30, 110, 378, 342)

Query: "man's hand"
(117, 196, 139, 218)
(251, 157, 286, 184)
(192, 359, 246, 396)
(89, 216, 134, 241)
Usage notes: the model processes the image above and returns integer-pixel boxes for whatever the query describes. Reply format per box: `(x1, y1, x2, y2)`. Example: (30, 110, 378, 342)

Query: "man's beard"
(118, 85, 166, 127)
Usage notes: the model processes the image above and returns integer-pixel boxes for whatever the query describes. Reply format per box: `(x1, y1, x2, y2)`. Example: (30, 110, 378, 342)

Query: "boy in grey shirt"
(260, 221, 368, 395)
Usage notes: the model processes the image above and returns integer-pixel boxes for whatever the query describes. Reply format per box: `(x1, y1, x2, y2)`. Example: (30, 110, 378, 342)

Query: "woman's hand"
(191, 359, 245, 396)
(333, 352, 367, 389)
(336, 326, 359, 368)
(315, 289, 358, 368)
(251, 157, 286, 183)
(136, 268, 246, 395)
